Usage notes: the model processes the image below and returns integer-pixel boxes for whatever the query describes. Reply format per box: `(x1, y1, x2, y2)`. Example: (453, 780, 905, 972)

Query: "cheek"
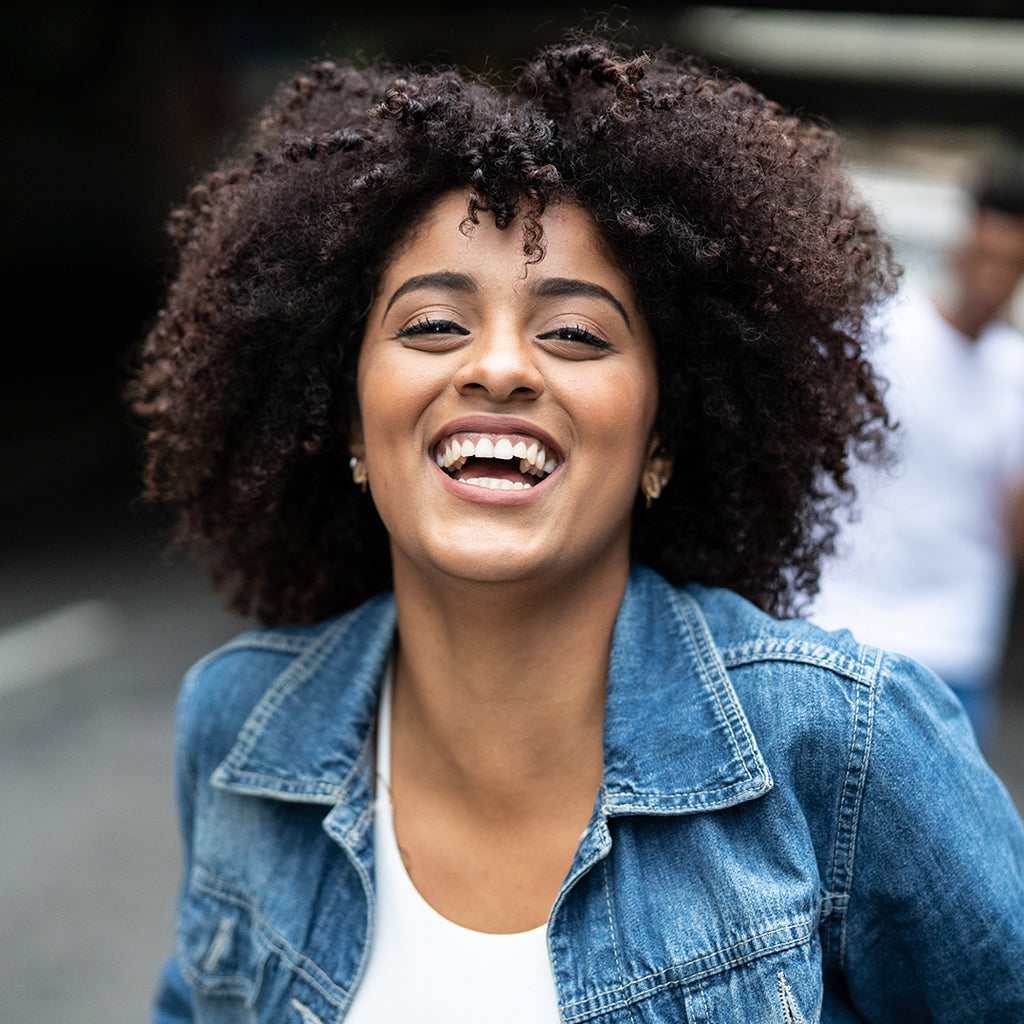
(575, 367, 659, 459)
(358, 349, 430, 443)
(356, 370, 410, 479)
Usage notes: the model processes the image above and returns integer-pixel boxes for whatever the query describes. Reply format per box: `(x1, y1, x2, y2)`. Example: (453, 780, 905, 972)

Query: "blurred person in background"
(811, 161, 1024, 751)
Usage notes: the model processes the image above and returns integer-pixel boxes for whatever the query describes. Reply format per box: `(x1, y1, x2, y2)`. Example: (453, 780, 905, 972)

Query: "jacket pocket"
(684, 939, 822, 1024)
(178, 871, 264, 1020)
(177, 867, 347, 1024)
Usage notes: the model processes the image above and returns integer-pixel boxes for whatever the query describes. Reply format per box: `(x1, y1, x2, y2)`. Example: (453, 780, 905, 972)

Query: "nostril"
(453, 341, 545, 400)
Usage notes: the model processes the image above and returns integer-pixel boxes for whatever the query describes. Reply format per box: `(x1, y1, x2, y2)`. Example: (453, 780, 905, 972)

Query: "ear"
(646, 435, 673, 483)
(349, 418, 365, 459)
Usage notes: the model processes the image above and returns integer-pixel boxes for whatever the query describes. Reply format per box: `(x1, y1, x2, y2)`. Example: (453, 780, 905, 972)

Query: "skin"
(354, 192, 669, 932)
(938, 207, 1024, 342)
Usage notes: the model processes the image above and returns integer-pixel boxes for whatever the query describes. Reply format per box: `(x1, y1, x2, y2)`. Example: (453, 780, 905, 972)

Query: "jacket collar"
(212, 566, 771, 823)
(600, 566, 772, 815)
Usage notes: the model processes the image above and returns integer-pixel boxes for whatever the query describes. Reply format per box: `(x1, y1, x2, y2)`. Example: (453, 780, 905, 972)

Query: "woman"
(130, 36, 1024, 1023)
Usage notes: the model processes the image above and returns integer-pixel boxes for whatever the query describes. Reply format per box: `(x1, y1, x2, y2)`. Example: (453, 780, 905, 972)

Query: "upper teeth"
(435, 435, 558, 477)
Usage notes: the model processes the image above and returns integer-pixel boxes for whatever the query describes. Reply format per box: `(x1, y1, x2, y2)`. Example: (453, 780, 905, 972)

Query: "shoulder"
(675, 578, 1021, 859)
(676, 578, 956, 757)
(178, 618, 338, 736)
(175, 594, 395, 774)
(682, 579, 877, 686)
(625, 568, 884, 740)
(631, 567, 952, 726)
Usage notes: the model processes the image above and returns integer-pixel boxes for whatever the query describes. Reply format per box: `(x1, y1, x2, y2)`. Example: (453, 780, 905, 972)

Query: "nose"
(453, 327, 545, 402)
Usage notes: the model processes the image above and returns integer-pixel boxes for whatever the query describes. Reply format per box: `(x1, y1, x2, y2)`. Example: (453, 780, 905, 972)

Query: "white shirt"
(344, 666, 563, 1023)
(811, 293, 1024, 684)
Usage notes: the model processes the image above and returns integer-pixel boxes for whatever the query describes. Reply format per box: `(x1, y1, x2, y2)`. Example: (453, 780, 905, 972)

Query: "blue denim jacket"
(154, 566, 1024, 1023)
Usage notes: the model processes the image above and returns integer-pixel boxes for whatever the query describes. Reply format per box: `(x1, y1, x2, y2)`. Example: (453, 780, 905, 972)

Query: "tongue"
(451, 457, 535, 484)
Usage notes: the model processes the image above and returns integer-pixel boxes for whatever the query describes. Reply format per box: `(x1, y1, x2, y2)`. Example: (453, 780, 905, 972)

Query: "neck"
(935, 297, 986, 342)
(388, 556, 628, 804)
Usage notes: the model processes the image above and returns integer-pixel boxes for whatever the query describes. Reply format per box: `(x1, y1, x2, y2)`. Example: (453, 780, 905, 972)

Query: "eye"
(394, 317, 471, 352)
(537, 325, 612, 352)
(396, 317, 470, 339)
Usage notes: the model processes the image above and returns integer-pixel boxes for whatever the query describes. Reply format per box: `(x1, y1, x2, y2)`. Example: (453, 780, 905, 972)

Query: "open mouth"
(433, 433, 559, 491)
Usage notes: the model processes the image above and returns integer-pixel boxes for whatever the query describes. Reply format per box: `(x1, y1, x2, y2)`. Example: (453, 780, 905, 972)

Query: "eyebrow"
(382, 272, 476, 317)
(381, 270, 632, 327)
(530, 277, 631, 328)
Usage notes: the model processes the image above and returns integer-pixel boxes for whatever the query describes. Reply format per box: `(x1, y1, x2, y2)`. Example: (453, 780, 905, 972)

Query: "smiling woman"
(128, 31, 1024, 1024)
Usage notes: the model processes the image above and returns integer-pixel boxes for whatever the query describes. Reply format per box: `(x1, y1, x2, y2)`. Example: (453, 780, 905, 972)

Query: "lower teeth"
(463, 477, 532, 490)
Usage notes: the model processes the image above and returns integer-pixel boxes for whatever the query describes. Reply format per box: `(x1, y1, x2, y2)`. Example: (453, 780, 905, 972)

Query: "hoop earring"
(642, 469, 665, 509)
(349, 455, 368, 492)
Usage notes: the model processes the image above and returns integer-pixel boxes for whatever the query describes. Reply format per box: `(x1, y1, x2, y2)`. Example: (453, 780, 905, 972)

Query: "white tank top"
(344, 665, 562, 1023)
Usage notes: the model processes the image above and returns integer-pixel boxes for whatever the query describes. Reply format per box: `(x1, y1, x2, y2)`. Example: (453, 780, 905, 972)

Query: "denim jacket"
(154, 566, 1024, 1023)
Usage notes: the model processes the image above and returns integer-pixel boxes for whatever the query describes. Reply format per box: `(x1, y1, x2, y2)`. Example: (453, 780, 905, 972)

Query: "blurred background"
(3, 2, 1024, 1021)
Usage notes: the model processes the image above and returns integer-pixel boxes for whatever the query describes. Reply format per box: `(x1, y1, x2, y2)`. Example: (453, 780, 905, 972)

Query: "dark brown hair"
(127, 36, 897, 625)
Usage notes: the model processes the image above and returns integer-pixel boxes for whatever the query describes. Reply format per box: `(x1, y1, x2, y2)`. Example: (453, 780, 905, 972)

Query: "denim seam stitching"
(337, 808, 376, 1018)
(211, 604, 395, 803)
(212, 618, 365, 799)
(290, 997, 325, 1024)
(682, 602, 749, 778)
(558, 918, 812, 1015)
(221, 632, 316, 656)
(177, 653, 227, 791)
(340, 779, 375, 844)
(696, 976, 711, 1021)
(827, 645, 881, 965)
(601, 855, 638, 1024)
(718, 642, 874, 683)
(225, 730, 371, 811)
(672, 591, 759, 785)
(178, 625, 330, 795)
(777, 969, 806, 1024)
(545, 810, 614, 1024)
(559, 927, 810, 1020)
(188, 869, 351, 1006)
(602, 778, 765, 803)
(224, 631, 337, 767)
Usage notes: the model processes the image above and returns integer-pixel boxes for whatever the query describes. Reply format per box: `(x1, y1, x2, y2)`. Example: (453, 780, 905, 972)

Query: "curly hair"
(127, 35, 897, 625)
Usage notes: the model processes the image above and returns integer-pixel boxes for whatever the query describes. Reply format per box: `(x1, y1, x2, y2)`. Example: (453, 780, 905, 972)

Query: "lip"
(429, 415, 563, 505)
(429, 415, 563, 459)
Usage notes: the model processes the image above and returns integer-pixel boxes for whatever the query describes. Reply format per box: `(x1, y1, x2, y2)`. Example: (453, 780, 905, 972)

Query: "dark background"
(3, 4, 1024, 1022)
(5, 0, 1024, 544)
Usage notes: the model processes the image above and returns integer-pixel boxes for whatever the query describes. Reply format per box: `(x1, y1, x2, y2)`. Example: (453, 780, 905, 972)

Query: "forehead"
(971, 209, 1024, 261)
(380, 191, 624, 286)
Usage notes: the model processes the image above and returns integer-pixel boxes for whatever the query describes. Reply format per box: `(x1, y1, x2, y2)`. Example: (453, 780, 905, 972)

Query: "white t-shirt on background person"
(811, 292, 1024, 704)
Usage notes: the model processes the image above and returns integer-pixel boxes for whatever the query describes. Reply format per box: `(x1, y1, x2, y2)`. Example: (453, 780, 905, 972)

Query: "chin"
(435, 551, 548, 586)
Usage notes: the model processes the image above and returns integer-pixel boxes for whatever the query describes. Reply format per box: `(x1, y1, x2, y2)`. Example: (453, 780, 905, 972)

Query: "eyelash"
(396, 317, 469, 338)
(395, 318, 611, 352)
(538, 325, 612, 351)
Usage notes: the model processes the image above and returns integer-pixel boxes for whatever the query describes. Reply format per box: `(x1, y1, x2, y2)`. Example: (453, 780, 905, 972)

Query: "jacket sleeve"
(152, 956, 194, 1024)
(839, 652, 1024, 1021)
(151, 667, 203, 1024)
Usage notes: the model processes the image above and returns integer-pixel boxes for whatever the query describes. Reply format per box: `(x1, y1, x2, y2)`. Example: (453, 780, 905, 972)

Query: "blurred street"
(0, 502, 243, 1024)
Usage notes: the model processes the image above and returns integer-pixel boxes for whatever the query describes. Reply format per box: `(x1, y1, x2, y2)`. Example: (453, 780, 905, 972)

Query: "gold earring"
(349, 455, 368, 492)
(642, 469, 665, 509)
